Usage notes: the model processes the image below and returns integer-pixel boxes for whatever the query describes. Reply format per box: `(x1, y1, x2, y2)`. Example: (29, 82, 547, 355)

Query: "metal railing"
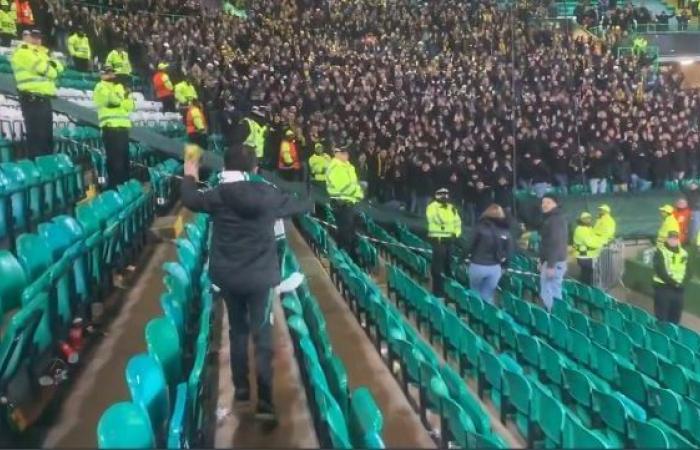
(593, 239, 625, 291)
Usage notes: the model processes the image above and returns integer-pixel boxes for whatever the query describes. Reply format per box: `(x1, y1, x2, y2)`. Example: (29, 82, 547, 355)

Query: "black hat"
(333, 143, 350, 153)
(30, 29, 42, 38)
(435, 188, 449, 196)
(101, 65, 115, 74)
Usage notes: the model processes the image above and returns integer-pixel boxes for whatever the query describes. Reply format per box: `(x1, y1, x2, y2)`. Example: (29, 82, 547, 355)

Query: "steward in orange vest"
(278, 129, 301, 182)
(15, 0, 32, 34)
(152, 62, 175, 112)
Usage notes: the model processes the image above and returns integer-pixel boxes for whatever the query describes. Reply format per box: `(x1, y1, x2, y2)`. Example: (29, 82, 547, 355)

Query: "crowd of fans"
(32, 0, 700, 218)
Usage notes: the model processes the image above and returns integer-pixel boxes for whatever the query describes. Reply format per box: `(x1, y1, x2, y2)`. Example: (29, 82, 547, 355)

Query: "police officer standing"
(326, 144, 364, 257)
(234, 105, 269, 163)
(309, 142, 331, 186)
(11, 29, 63, 158)
(67, 29, 91, 72)
(174, 75, 198, 110)
(105, 43, 132, 85)
(93, 65, 134, 189)
(653, 231, 688, 323)
(426, 188, 461, 297)
(0, 0, 16, 47)
(573, 212, 603, 285)
(593, 204, 616, 244)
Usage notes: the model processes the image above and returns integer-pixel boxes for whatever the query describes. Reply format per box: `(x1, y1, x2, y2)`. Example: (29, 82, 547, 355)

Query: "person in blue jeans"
(538, 195, 569, 310)
(466, 204, 514, 303)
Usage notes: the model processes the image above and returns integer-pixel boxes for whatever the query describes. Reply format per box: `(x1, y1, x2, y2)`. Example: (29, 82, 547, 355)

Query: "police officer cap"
(435, 188, 450, 196)
(30, 29, 42, 37)
(667, 230, 680, 238)
(333, 143, 350, 153)
(101, 65, 115, 74)
(22, 30, 31, 37)
(251, 105, 268, 117)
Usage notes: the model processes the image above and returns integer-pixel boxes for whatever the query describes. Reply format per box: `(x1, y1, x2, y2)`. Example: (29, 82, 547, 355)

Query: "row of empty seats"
(0, 153, 85, 247)
(280, 242, 385, 449)
(298, 214, 508, 448)
(361, 217, 700, 448)
(97, 213, 213, 449)
(0, 178, 155, 432)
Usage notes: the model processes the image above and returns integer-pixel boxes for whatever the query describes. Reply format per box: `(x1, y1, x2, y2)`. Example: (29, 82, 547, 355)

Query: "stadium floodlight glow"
(680, 59, 695, 66)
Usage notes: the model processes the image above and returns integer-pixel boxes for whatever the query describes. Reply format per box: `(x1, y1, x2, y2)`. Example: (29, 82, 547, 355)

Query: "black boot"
(255, 378, 277, 422)
(234, 378, 250, 403)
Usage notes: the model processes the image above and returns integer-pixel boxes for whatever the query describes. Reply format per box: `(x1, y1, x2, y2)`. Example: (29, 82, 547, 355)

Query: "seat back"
(145, 317, 183, 392)
(15, 233, 53, 281)
(349, 387, 384, 448)
(97, 402, 155, 449)
(0, 163, 29, 232)
(125, 353, 170, 443)
(0, 250, 27, 314)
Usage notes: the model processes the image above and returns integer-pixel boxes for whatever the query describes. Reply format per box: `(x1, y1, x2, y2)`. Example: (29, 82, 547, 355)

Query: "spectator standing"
(182, 145, 312, 422)
(466, 204, 513, 303)
(539, 194, 568, 311)
(531, 157, 551, 198)
(588, 149, 610, 194)
(611, 152, 630, 192)
(685, 182, 700, 243)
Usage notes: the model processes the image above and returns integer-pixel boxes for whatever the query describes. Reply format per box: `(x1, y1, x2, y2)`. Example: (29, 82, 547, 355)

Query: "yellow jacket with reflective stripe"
(105, 49, 131, 75)
(174, 81, 197, 106)
(93, 80, 134, 128)
(593, 213, 616, 244)
(242, 117, 268, 158)
(657, 215, 680, 246)
(426, 200, 462, 238)
(0, 1, 16, 35)
(326, 158, 364, 204)
(67, 33, 91, 60)
(309, 153, 331, 182)
(11, 43, 63, 96)
(573, 225, 603, 258)
(653, 245, 687, 285)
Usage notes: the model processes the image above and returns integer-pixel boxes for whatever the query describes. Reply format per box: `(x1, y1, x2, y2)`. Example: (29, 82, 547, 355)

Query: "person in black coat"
(182, 144, 312, 421)
(539, 194, 569, 311)
(466, 204, 514, 303)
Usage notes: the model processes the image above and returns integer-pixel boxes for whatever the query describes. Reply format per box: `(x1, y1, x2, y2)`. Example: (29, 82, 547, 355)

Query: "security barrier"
(593, 239, 625, 290)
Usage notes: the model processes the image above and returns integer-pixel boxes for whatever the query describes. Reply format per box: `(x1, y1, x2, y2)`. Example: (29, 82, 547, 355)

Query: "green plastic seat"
(618, 365, 659, 406)
(648, 418, 695, 448)
(530, 305, 551, 338)
(623, 319, 647, 343)
(34, 155, 65, 214)
(314, 383, 352, 449)
(570, 310, 590, 336)
(515, 332, 541, 372)
(539, 341, 568, 395)
(439, 364, 490, 434)
(349, 387, 383, 448)
(0, 163, 29, 233)
(503, 369, 535, 443)
(635, 346, 665, 380)
(562, 367, 598, 427)
(442, 308, 463, 359)
(659, 357, 700, 397)
(669, 340, 696, 371)
(513, 297, 534, 329)
(459, 322, 485, 376)
(440, 394, 476, 448)
(589, 320, 610, 348)
(535, 383, 567, 447)
(14, 159, 43, 225)
(610, 327, 634, 361)
(323, 355, 349, 417)
(629, 418, 671, 448)
(604, 308, 624, 330)
(593, 390, 646, 443)
(564, 413, 615, 448)
(677, 326, 700, 352)
(125, 353, 170, 443)
(0, 250, 28, 321)
(97, 402, 155, 449)
(549, 316, 570, 353)
(568, 329, 591, 367)
(166, 382, 188, 449)
(145, 317, 183, 392)
(0, 294, 44, 391)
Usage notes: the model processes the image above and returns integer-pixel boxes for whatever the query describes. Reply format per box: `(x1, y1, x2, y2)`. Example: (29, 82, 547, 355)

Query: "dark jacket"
(683, 187, 700, 211)
(467, 217, 514, 266)
(539, 206, 569, 267)
(181, 175, 312, 294)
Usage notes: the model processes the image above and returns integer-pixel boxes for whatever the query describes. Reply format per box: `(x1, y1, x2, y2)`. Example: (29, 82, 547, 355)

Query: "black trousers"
(102, 127, 130, 189)
(430, 238, 452, 297)
(333, 200, 358, 258)
(654, 284, 684, 324)
(74, 57, 89, 72)
(160, 96, 176, 113)
(19, 94, 53, 158)
(577, 258, 594, 285)
(278, 169, 301, 182)
(224, 287, 274, 402)
(188, 132, 208, 150)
